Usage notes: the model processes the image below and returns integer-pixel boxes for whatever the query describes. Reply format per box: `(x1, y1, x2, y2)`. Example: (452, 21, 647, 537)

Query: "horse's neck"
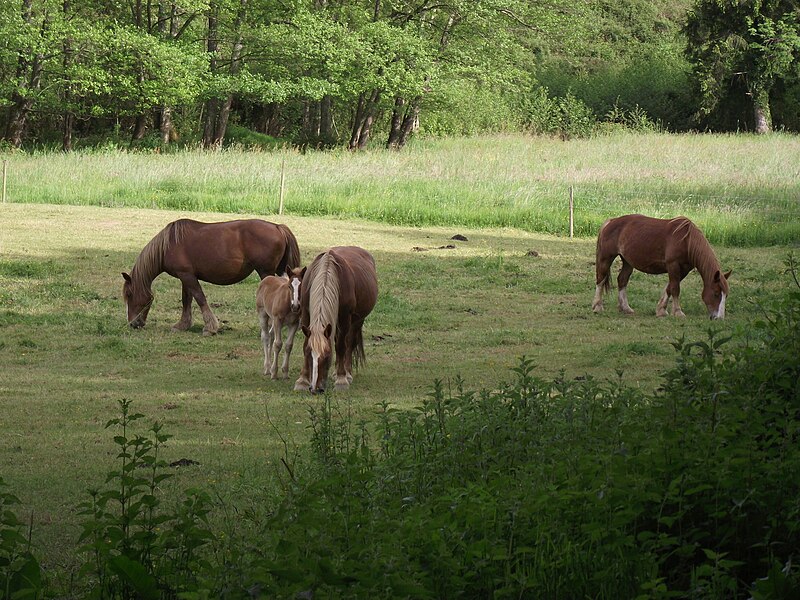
(688, 235, 720, 283)
(131, 260, 161, 291)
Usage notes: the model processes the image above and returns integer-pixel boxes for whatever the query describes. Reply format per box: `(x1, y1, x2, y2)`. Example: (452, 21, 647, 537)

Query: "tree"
(686, 0, 800, 133)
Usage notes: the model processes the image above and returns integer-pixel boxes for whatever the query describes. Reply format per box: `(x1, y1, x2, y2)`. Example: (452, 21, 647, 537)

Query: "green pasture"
(0, 199, 792, 582)
(3, 132, 800, 245)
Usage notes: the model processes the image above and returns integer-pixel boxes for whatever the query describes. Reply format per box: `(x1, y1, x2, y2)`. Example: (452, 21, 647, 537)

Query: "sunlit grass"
(4, 132, 799, 245)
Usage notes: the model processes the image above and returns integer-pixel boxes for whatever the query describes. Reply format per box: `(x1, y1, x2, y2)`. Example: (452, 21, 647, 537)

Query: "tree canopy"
(0, 0, 797, 150)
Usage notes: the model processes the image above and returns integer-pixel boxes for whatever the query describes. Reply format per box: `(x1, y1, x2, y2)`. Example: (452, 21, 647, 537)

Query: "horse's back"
(331, 246, 378, 310)
(166, 219, 297, 281)
(598, 214, 696, 274)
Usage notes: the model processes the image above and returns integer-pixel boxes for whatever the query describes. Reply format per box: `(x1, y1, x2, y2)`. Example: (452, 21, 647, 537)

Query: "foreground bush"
(5, 258, 800, 598)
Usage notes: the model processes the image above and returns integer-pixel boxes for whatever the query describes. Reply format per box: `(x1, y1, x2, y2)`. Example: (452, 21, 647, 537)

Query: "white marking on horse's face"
(311, 350, 319, 391)
(712, 292, 726, 320)
(290, 277, 301, 312)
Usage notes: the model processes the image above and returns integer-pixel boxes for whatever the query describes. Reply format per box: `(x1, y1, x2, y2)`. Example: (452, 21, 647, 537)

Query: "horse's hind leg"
(592, 255, 614, 313)
(334, 317, 352, 391)
(617, 259, 635, 314)
(172, 284, 193, 331)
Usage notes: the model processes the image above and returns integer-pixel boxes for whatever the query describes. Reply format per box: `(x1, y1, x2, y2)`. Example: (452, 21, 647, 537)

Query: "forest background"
(2, 0, 800, 152)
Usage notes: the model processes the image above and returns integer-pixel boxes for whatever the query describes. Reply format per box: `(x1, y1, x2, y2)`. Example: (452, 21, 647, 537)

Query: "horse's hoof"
(674, 311, 686, 318)
(202, 329, 217, 336)
(620, 308, 635, 315)
(335, 377, 350, 391)
(293, 379, 309, 392)
(592, 305, 603, 313)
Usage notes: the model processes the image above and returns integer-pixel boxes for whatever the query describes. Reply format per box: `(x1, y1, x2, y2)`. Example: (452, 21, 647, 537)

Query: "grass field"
(0, 201, 793, 583)
(3, 132, 800, 245)
(0, 133, 798, 588)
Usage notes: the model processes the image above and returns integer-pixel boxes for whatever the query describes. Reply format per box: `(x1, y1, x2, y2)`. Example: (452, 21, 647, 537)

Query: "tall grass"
(3, 132, 799, 245)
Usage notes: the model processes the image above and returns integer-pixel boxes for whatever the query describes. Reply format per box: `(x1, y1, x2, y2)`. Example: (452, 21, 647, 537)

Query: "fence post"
(278, 159, 286, 215)
(569, 185, 574, 239)
(2, 160, 7, 203)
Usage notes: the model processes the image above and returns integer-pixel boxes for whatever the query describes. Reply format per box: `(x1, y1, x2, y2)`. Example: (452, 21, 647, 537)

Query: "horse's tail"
(276, 224, 301, 273)
(596, 219, 612, 293)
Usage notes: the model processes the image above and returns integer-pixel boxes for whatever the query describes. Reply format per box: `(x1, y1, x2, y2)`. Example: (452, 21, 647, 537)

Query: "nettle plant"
(0, 478, 41, 599)
(77, 400, 213, 599)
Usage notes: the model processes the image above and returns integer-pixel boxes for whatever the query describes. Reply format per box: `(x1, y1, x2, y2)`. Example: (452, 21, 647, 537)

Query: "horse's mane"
(670, 217, 720, 278)
(307, 251, 340, 355)
(131, 220, 187, 289)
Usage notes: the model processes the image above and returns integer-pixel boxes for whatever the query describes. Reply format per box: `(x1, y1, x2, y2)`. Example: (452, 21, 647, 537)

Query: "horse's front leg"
(656, 284, 670, 317)
(258, 312, 271, 375)
(616, 259, 635, 314)
(281, 320, 299, 380)
(269, 317, 284, 380)
(334, 317, 352, 390)
(293, 335, 312, 392)
(180, 275, 220, 335)
(172, 283, 193, 331)
(667, 265, 686, 317)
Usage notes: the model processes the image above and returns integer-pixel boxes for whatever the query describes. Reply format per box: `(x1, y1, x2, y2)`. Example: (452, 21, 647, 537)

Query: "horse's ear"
(284, 264, 292, 277)
(300, 267, 307, 279)
(122, 272, 132, 283)
(324, 323, 332, 338)
(723, 270, 732, 280)
(301, 325, 310, 338)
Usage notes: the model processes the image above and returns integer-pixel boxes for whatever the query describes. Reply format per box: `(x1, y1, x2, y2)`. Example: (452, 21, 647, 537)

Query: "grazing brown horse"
(592, 214, 731, 319)
(256, 266, 305, 380)
(122, 219, 301, 335)
(293, 246, 378, 394)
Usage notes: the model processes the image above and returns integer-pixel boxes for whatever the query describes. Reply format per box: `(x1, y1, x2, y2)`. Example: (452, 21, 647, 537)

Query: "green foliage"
(76, 399, 214, 599)
(685, 0, 800, 130)
(0, 479, 41, 600)
(213, 259, 800, 598)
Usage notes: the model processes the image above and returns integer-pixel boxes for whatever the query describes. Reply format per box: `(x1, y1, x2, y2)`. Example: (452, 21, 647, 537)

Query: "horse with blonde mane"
(592, 214, 731, 319)
(256, 266, 305, 380)
(293, 246, 378, 394)
(122, 219, 301, 335)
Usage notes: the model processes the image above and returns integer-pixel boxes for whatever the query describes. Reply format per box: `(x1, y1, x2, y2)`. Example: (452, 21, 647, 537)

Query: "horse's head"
(287, 266, 306, 314)
(122, 272, 153, 328)
(702, 269, 731, 320)
(302, 323, 333, 394)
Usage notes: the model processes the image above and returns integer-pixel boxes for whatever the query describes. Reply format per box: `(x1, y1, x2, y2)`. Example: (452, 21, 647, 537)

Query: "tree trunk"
(320, 95, 334, 141)
(753, 89, 772, 134)
(159, 106, 174, 144)
(3, 0, 42, 148)
(62, 112, 74, 152)
(62, 0, 73, 152)
(131, 113, 148, 141)
(387, 95, 420, 149)
(349, 89, 381, 150)
(203, 0, 246, 149)
(202, 4, 220, 148)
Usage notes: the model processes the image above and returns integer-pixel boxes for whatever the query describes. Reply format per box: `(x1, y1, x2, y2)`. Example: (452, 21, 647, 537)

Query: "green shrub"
(0, 478, 41, 599)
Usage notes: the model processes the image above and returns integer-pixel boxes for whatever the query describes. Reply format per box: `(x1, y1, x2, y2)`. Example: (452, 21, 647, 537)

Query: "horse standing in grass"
(122, 219, 301, 335)
(294, 246, 378, 394)
(256, 267, 305, 380)
(592, 214, 731, 319)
